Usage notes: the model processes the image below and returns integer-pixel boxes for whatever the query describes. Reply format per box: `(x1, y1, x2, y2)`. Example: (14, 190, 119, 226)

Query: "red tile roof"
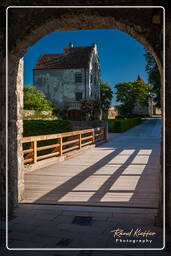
(33, 46, 94, 70)
(137, 75, 144, 82)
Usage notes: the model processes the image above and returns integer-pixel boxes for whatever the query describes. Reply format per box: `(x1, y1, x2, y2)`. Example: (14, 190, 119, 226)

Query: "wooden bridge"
(22, 119, 161, 209)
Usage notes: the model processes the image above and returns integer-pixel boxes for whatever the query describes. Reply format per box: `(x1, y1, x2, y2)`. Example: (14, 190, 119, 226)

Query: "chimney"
(69, 42, 74, 48)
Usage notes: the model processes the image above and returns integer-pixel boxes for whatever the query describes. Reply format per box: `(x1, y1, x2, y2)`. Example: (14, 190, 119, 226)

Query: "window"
(90, 74, 93, 83)
(94, 76, 96, 84)
(94, 62, 97, 71)
(75, 92, 83, 101)
(75, 73, 82, 83)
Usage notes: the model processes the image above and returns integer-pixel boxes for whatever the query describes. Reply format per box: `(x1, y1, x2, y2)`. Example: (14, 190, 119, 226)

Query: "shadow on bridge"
(24, 136, 160, 209)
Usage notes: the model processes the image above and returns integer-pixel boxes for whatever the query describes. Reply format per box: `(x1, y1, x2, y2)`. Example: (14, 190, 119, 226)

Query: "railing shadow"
(24, 118, 161, 208)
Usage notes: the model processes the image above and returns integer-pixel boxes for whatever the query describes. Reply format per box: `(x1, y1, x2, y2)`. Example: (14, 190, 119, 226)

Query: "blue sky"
(24, 29, 148, 106)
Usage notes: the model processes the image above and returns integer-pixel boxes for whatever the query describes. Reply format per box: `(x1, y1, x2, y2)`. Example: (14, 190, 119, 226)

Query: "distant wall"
(108, 107, 118, 119)
(23, 110, 57, 120)
(132, 104, 149, 116)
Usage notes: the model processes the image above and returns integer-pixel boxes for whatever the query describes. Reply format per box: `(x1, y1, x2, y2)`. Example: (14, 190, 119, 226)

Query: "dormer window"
(75, 73, 82, 83)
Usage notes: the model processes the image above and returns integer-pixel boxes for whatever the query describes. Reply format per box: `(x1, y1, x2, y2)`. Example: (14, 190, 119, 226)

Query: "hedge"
(23, 120, 72, 137)
(108, 117, 142, 133)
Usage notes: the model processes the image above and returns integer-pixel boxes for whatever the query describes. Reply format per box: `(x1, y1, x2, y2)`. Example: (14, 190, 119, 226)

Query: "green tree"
(24, 86, 54, 111)
(144, 51, 161, 107)
(100, 80, 113, 119)
(115, 80, 151, 116)
(80, 99, 100, 120)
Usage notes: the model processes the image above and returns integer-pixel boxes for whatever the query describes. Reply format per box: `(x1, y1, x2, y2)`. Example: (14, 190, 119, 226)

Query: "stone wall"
(34, 68, 86, 108)
(0, 0, 169, 229)
(34, 44, 100, 108)
(132, 104, 149, 116)
(108, 107, 118, 119)
(23, 110, 57, 120)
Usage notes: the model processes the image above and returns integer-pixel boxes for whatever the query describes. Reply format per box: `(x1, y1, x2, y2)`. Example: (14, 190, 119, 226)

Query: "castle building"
(33, 42, 100, 120)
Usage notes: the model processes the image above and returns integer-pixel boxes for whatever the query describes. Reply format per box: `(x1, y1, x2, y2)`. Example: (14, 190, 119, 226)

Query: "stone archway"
(2, 5, 167, 227)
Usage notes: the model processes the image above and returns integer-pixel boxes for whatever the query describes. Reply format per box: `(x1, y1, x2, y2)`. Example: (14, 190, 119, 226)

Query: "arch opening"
(7, 10, 163, 227)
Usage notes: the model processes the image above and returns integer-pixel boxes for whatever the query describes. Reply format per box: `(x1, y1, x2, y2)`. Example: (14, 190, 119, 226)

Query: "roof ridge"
(34, 45, 95, 70)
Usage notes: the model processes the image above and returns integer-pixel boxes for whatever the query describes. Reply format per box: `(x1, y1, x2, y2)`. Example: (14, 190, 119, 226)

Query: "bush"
(23, 120, 72, 137)
(108, 117, 142, 133)
(24, 86, 54, 111)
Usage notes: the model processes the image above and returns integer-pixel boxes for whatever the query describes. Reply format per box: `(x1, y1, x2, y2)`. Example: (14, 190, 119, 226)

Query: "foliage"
(58, 108, 69, 120)
(80, 99, 100, 120)
(144, 51, 161, 107)
(108, 117, 142, 133)
(24, 86, 54, 111)
(100, 80, 113, 119)
(23, 120, 72, 137)
(23, 120, 72, 156)
(115, 80, 151, 116)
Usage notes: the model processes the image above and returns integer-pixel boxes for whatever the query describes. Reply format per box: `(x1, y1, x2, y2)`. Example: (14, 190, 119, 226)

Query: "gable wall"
(34, 68, 86, 107)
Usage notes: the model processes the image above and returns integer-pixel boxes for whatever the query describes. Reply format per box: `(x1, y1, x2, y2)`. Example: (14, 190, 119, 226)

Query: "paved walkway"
(24, 118, 161, 209)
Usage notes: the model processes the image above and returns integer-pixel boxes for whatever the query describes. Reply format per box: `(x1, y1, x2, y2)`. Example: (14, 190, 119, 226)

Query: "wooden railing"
(22, 127, 106, 165)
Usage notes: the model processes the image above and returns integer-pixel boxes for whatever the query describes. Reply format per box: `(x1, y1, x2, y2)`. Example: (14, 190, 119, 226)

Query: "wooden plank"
(22, 127, 105, 143)
(24, 142, 34, 160)
(62, 145, 79, 153)
(92, 130, 95, 144)
(22, 127, 105, 163)
(37, 151, 60, 161)
(81, 135, 93, 141)
(95, 133, 103, 137)
(81, 129, 94, 134)
(79, 134, 82, 149)
(23, 148, 33, 154)
(59, 137, 63, 156)
(61, 131, 81, 137)
(22, 134, 60, 143)
(37, 144, 60, 151)
(22, 137, 34, 143)
(22, 128, 104, 142)
(62, 139, 79, 146)
(81, 140, 92, 147)
(33, 141, 37, 163)
(24, 158, 33, 164)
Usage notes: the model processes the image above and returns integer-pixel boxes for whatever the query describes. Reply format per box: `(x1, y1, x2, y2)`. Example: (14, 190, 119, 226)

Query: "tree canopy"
(100, 80, 113, 118)
(80, 99, 100, 120)
(24, 86, 54, 111)
(115, 80, 151, 116)
(144, 51, 161, 107)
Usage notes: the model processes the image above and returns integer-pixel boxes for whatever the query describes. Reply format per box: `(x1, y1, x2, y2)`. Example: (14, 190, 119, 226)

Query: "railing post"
(104, 121, 108, 142)
(59, 137, 63, 156)
(30, 142, 34, 163)
(33, 140, 37, 163)
(92, 129, 95, 144)
(79, 133, 82, 149)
